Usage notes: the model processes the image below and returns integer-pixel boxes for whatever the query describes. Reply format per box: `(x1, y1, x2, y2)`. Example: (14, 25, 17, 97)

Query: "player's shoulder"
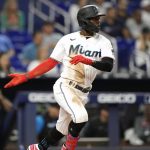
(62, 31, 79, 38)
(97, 33, 111, 43)
(56, 32, 79, 44)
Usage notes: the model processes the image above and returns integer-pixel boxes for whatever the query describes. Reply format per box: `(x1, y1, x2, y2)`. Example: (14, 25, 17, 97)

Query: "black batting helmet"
(77, 5, 105, 33)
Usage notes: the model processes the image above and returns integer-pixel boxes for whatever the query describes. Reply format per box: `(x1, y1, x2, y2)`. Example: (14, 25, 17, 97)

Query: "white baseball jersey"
(50, 31, 115, 87)
(51, 31, 115, 135)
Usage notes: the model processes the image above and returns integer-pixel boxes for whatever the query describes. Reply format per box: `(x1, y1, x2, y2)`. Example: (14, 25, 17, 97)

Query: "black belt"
(69, 81, 91, 93)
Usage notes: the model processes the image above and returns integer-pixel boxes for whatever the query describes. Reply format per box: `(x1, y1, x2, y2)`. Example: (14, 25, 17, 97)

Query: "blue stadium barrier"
(12, 91, 150, 149)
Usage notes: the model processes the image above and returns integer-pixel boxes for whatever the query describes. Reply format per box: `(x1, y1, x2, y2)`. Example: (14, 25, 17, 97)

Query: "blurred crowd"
(0, 0, 149, 79)
(36, 103, 150, 146)
(0, 0, 63, 79)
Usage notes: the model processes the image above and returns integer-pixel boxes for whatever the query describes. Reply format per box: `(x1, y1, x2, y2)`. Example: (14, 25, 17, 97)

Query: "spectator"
(41, 21, 62, 55)
(116, 0, 129, 26)
(39, 103, 60, 145)
(21, 31, 43, 65)
(27, 47, 60, 78)
(0, 34, 15, 57)
(134, 27, 150, 72)
(126, 8, 144, 39)
(0, 90, 13, 112)
(0, 0, 25, 32)
(0, 52, 13, 112)
(69, 0, 88, 32)
(120, 104, 143, 146)
(140, 0, 150, 30)
(117, 0, 128, 10)
(135, 105, 150, 144)
(82, 106, 109, 137)
(117, 26, 135, 74)
(0, 88, 13, 150)
(101, 6, 122, 37)
(0, 52, 14, 78)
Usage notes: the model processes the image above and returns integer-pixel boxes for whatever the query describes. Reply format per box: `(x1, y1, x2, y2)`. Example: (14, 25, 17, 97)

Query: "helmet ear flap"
(82, 19, 88, 28)
(78, 18, 87, 28)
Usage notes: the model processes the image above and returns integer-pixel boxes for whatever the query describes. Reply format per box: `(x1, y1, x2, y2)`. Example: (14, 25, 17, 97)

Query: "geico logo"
(97, 93, 136, 104)
(28, 93, 56, 103)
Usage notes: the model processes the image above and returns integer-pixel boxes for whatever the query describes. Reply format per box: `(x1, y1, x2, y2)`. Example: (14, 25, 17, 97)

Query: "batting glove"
(4, 73, 28, 88)
(70, 55, 93, 65)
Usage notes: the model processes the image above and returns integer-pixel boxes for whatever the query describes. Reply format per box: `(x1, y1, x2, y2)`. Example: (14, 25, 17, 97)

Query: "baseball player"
(4, 5, 115, 150)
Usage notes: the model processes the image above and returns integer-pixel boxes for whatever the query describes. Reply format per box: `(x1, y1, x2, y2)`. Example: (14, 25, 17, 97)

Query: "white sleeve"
(50, 37, 65, 62)
(101, 39, 115, 60)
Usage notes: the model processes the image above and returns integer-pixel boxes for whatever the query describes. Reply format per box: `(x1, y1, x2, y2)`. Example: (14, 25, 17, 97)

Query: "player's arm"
(4, 58, 59, 88)
(91, 57, 113, 72)
(70, 55, 114, 72)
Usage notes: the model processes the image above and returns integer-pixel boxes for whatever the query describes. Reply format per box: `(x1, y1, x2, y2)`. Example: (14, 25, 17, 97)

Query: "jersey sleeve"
(50, 37, 65, 62)
(101, 39, 115, 60)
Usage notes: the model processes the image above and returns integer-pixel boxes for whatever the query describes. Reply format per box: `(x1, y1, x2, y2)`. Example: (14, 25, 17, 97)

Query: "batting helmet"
(77, 5, 105, 33)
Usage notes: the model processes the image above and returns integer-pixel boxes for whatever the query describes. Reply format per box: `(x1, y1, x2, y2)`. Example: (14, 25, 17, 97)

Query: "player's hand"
(4, 73, 28, 88)
(70, 55, 93, 65)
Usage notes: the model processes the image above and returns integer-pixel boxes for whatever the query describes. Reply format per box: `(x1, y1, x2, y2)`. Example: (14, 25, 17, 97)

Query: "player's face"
(89, 16, 101, 27)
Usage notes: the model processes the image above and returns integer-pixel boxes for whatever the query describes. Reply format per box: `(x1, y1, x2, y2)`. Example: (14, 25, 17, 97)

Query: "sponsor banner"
(25, 92, 150, 104)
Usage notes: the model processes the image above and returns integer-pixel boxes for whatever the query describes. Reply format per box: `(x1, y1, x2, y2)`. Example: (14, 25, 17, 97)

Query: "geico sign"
(97, 93, 136, 104)
(28, 93, 56, 103)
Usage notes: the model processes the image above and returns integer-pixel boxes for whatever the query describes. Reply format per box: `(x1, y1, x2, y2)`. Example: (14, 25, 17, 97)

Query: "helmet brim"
(86, 12, 106, 19)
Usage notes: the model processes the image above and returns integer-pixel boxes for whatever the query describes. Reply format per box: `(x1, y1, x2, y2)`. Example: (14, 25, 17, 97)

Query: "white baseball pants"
(53, 78, 89, 135)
